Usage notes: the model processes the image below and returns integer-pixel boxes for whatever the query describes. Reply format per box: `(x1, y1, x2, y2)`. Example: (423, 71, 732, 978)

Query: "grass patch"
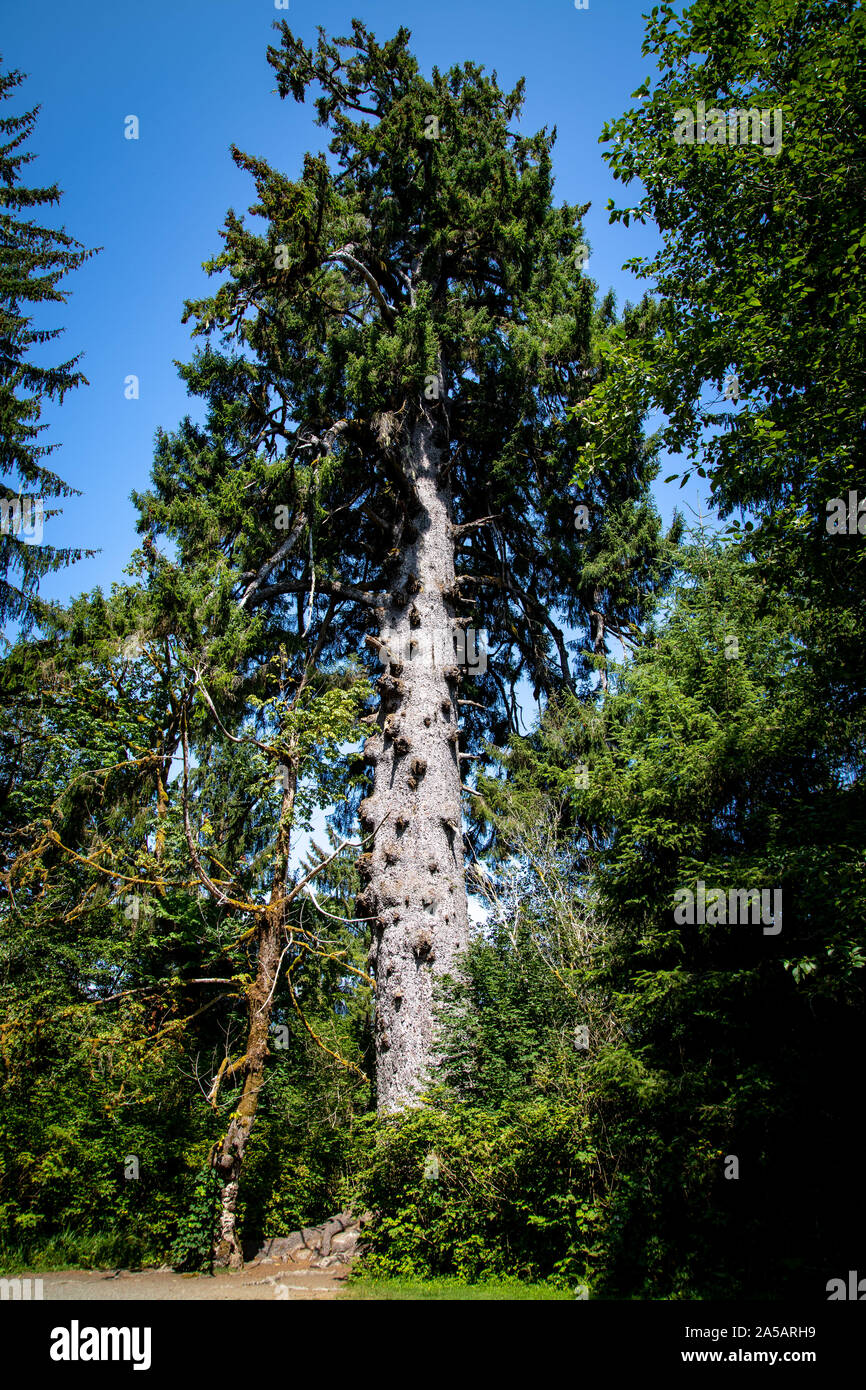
(339, 1276, 573, 1300)
(0, 1230, 156, 1275)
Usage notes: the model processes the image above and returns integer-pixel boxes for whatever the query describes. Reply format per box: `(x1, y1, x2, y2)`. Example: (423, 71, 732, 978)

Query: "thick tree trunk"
(211, 765, 295, 1267)
(360, 410, 470, 1112)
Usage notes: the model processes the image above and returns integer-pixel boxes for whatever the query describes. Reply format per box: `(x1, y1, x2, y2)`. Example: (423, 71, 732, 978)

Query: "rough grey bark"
(358, 406, 469, 1112)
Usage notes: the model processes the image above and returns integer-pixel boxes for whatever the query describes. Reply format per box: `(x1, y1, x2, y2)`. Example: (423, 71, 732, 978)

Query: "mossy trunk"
(211, 765, 295, 1267)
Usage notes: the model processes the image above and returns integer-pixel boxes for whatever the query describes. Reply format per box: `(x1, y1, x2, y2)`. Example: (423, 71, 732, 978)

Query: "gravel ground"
(34, 1262, 348, 1301)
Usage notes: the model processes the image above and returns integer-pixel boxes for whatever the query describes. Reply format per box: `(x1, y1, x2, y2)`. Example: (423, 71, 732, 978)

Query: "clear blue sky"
(3, 0, 693, 608)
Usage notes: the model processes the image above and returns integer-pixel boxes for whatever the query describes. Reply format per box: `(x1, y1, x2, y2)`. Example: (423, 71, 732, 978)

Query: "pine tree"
(0, 61, 96, 630)
(135, 21, 666, 1111)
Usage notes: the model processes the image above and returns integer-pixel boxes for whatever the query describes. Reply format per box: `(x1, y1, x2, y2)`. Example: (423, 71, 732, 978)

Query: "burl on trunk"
(359, 411, 470, 1112)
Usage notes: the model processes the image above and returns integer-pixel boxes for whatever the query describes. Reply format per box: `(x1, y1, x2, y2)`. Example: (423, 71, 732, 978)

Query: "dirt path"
(36, 1261, 349, 1300)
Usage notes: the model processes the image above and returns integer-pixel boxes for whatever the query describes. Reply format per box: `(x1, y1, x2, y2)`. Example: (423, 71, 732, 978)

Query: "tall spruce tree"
(0, 62, 96, 630)
(135, 20, 666, 1111)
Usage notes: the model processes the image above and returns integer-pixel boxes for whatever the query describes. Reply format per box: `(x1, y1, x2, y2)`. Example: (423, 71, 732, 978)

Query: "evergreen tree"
(0, 61, 96, 630)
(135, 20, 667, 1110)
(573, 537, 866, 1295)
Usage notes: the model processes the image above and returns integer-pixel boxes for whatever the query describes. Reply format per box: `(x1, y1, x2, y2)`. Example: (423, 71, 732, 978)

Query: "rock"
(252, 1211, 366, 1270)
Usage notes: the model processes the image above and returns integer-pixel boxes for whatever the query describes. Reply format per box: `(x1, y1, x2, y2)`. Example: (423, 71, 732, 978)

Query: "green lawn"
(339, 1276, 574, 1300)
